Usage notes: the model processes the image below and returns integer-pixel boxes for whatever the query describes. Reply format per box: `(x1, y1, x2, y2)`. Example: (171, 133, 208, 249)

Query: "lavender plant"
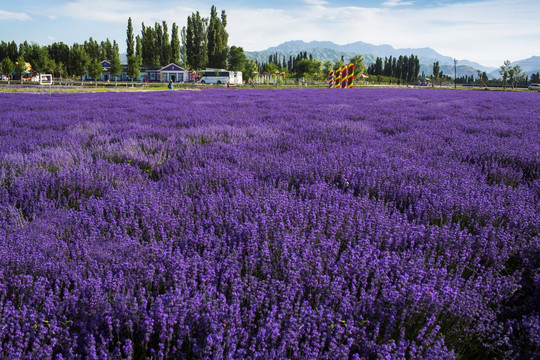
(0, 89, 538, 359)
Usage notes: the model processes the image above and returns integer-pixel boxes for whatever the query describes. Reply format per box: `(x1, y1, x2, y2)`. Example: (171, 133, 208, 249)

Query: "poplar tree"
(110, 40, 122, 85)
(126, 17, 134, 57)
(207, 6, 228, 69)
(161, 21, 171, 66)
(154, 22, 163, 65)
(170, 23, 180, 64)
(128, 35, 141, 85)
(184, 11, 207, 70)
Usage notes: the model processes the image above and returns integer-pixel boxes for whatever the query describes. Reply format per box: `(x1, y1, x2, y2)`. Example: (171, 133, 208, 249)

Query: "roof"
(160, 63, 186, 72)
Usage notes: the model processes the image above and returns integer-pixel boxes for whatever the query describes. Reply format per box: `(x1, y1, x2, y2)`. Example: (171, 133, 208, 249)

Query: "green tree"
(84, 37, 100, 61)
(110, 40, 122, 85)
(508, 64, 523, 89)
(100, 38, 113, 60)
(141, 22, 156, 66)
(56, 61, 67, 79)
(296, 58, 322, 79)
(349, 54, 366, 76)
(333, 59, 344, 71)
(127, 55, 140, 86)
(207, 6, 228, 69)
(185, 11, 207, 70)
(323, 60, 333, 76)
(27, 43, 53, 74)
(48, 42, 70, 69)
(7, 41, 18, 62)
(14, 54, 27, 83)
(70, 45, 90, 84)
(161, 21, 172, 65)
(432, 61, 440, 84)
(243, 59, 258, 82)
(499, 60, 511, 89)
(170, 23, 180, 64)
(126, 17, 134, 57)
(227, 46, 245, 71)
(180, 26, 188, 68)
(1, 57, 14, 84)
(88, 58, 103, 85)
(136, 35, 142, 62)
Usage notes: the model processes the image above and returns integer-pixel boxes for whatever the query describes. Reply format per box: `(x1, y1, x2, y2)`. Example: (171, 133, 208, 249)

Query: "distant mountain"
(246, 40, 500, 78)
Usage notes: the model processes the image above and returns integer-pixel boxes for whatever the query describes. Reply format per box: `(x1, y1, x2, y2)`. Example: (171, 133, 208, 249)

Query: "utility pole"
(454, 58, 457, 89)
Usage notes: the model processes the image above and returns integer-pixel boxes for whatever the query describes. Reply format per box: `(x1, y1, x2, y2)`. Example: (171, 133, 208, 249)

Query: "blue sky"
(1, 0, 539, 66)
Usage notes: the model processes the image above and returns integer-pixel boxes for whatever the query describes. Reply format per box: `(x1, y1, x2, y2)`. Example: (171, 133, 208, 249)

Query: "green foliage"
(243, 59, 258, 81)
(295, 58, 322, 79)
(207, 6, 229, 69)
(185, 11, 208, 70)
(170, 23, 180, 64)
(69, 45, 90, 82)
(87, 58, 103, 85)
(109, 41, 122, 84)
(1, 57, 14, 82)
(27, 43, 53, 74)
(127, 55, 141, 84)
(432, 61, 440, 79)
(14, 54, 27, 83)
(126, 17, 134, 57)
(228, 46, 246, 71)
(349, 54, 366, 75)
(333, 59, 344, 71)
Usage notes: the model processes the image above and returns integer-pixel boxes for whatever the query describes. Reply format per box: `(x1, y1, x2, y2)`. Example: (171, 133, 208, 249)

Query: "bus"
(197, 69, 235, 84)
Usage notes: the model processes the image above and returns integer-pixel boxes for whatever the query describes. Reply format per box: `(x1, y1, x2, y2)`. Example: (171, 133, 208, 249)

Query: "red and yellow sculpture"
(334, 68, 341, 88)
(347, 64, 354, 88)
(341, 65, 348, 88)
(328, 64, 355, 89)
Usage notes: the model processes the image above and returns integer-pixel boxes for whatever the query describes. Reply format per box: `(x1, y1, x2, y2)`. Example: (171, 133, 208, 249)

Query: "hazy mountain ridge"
(246, 40, 540, 78)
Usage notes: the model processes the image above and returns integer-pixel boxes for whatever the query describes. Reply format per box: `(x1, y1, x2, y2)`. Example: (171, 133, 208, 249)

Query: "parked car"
(528, 83, 540, 90)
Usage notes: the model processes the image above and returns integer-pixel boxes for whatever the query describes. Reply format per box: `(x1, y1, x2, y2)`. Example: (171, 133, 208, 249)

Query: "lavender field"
(0, 88, 539, 359)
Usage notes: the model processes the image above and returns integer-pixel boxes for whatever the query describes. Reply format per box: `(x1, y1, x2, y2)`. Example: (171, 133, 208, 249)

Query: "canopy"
(358, 73, 369, 78)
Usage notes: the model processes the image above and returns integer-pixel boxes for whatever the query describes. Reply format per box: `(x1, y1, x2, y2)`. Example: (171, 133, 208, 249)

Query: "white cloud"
(303, 0, 329, 6)
(38, 0, 196, 26)
(0, 10, 31, 21)
(227, 0, 540, 65)
(382, 0, 413, 6)
(48, 36, 55, 40)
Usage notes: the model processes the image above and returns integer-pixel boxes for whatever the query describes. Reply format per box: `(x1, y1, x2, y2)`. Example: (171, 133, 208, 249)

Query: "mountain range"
(245, 41, 540, 79)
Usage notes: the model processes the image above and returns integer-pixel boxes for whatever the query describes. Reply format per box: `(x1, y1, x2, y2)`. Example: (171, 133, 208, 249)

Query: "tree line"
(367, 55, 421, 83)
(0, 5, 244, 83)
(0, 39, 123, 84)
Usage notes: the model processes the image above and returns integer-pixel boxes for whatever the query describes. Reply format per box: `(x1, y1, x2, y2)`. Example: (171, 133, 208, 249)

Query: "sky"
(1, 0, 539, 67)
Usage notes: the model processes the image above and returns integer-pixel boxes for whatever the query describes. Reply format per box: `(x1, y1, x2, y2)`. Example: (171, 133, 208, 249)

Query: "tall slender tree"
(161, 21, 171, 66)
(184, 11, 207, 70)
(110, 40, 122, 85)
(126, 17, 134, 58)
(207, 6, 228, 69)
(170, 23, 180, 64)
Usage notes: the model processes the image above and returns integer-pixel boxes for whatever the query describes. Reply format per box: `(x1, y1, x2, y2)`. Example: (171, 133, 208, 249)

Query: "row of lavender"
(0, 89, 538, 359)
